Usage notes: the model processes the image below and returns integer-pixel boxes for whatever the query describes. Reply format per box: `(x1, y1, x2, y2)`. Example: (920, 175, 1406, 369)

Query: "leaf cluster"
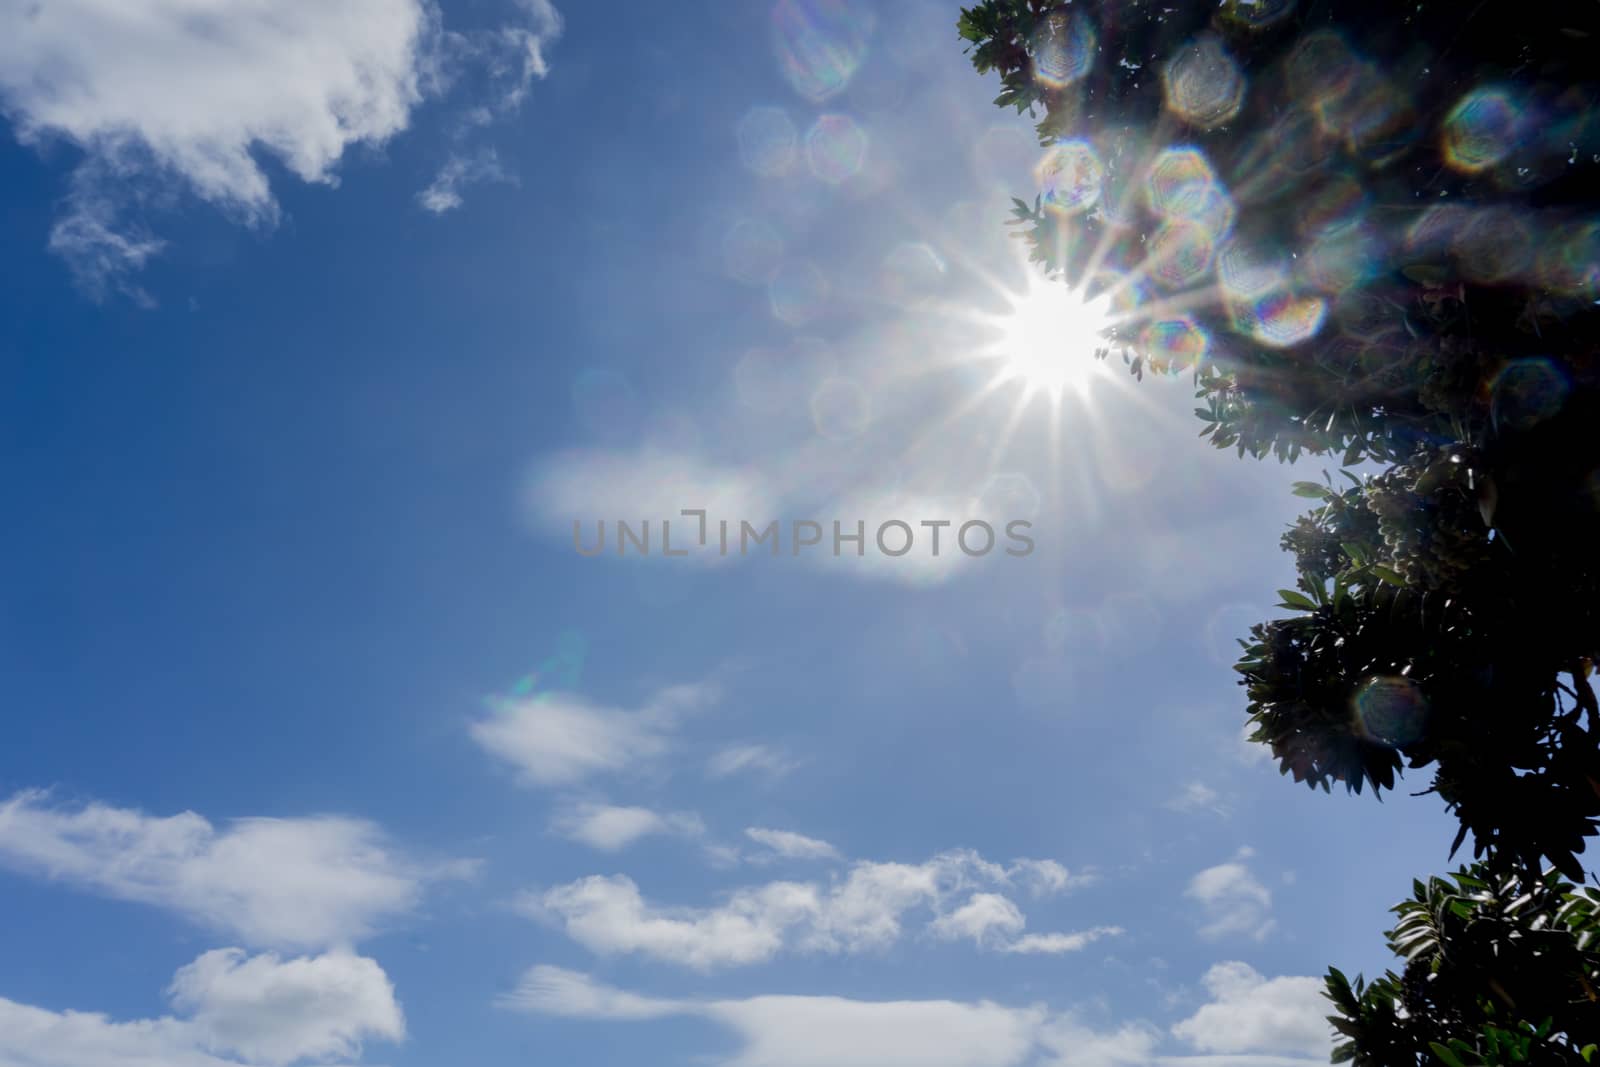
(1326, 863, 1600, 1065)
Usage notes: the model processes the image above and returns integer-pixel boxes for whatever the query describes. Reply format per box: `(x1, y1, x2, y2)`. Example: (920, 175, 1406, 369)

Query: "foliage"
(1325, 863, 1600, 1064)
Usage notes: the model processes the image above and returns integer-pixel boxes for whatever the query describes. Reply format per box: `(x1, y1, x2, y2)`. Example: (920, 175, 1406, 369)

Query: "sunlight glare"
(992, 278, 1117, 398)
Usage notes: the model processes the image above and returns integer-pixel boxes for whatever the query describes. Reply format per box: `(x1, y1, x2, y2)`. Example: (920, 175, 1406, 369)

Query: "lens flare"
(811, 377, 871, 439)
(737, 106, 799, 176)
(806, 113, 869, 184)
(1030, 10, 1096, 89)
(1219, 0, 1295, 28)
(769, 259, 830, 324)
(772, 0, 873, 103)
(1148, 221, 1216, 291)
(1443, 87, 1521, 174)
(1239, 290, 1327, 348)
(1491, 358, 1571, 432)
(1146, 148, 1234, 238)
(1139, 316, 1210, 373)
(1353, 676, 1428, 748)
(1162, 36, 1245, 130)
(1035, 139, 1105, 215)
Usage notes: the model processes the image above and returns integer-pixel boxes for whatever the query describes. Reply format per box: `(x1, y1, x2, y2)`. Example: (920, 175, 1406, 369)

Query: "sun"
(990, 278, 1117, 398)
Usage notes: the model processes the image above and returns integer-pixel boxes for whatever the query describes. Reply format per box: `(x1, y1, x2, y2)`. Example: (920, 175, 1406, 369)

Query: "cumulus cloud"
(744, 827, 841, 862)
(0, 0, 562, 295)
(471, 682, 714, 787)
(552, 802, 705, 852)
(1171, 962, 1334, 1059)
(0, 947, 402, 1067)
(522, 849, 1109, 969)
(169, 948, 405, 1065)
(526, 874, 814, 969)
(1186, 850, 1275, 942)
(0, 789, 464, 950)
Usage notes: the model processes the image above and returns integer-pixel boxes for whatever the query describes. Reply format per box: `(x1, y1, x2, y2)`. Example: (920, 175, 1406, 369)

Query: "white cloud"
(812, 487, 1013, 587)
(1171, 962, 1334, 1060)
(169, 948, 404, 1066)
(506, 966, 1166, 1067)
(498, 962, 677, 1021)
(708, 744, 798, 780)
(744, 828, 840, 862)
(1185, 852, 1275, 942)
(929, 892, 1024, 946)
(525, 446, 1017, 587)
(1006, 858, 1092, 896)
(1166, 783, 1228, 816)
(1002, 927, 1123, 955)
(0, 948, 402, 1067)
(0, 789, 462, 950)
(0, 0, 561, 294)
(525, 849, 1109, 968)
(708, 996, 1043, 1067)
(507, 966, 1328, 1067)
(527, 449, 781, 561)
(552, 803, 705, 852)
(929, 892, 1120, 955)
(471, 683, 714, 787)
(506, 966, 1049, 1067)
(1236, 722, 1274, 765)
(524, 874, 814, 970)
(417, 148, 514, 213)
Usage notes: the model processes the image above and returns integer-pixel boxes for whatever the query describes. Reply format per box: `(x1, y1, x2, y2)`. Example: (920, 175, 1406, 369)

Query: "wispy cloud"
(1002, 927, 1124, 955)
(707, 743, 800, 780)
(744, 827, 841, 862)
(0, 789, 469, 950)
(1165, 782, 1229, 817)
(417, 148, 516, 213)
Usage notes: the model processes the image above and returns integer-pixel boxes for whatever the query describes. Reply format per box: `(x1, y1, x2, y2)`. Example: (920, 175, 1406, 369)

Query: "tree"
(958, 0, 1600, 1058)
(1325, 861, 1600, 1065)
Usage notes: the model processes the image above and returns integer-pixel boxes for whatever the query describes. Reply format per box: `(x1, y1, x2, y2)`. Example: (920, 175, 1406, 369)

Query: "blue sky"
(0, 2, 1464, 1065)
